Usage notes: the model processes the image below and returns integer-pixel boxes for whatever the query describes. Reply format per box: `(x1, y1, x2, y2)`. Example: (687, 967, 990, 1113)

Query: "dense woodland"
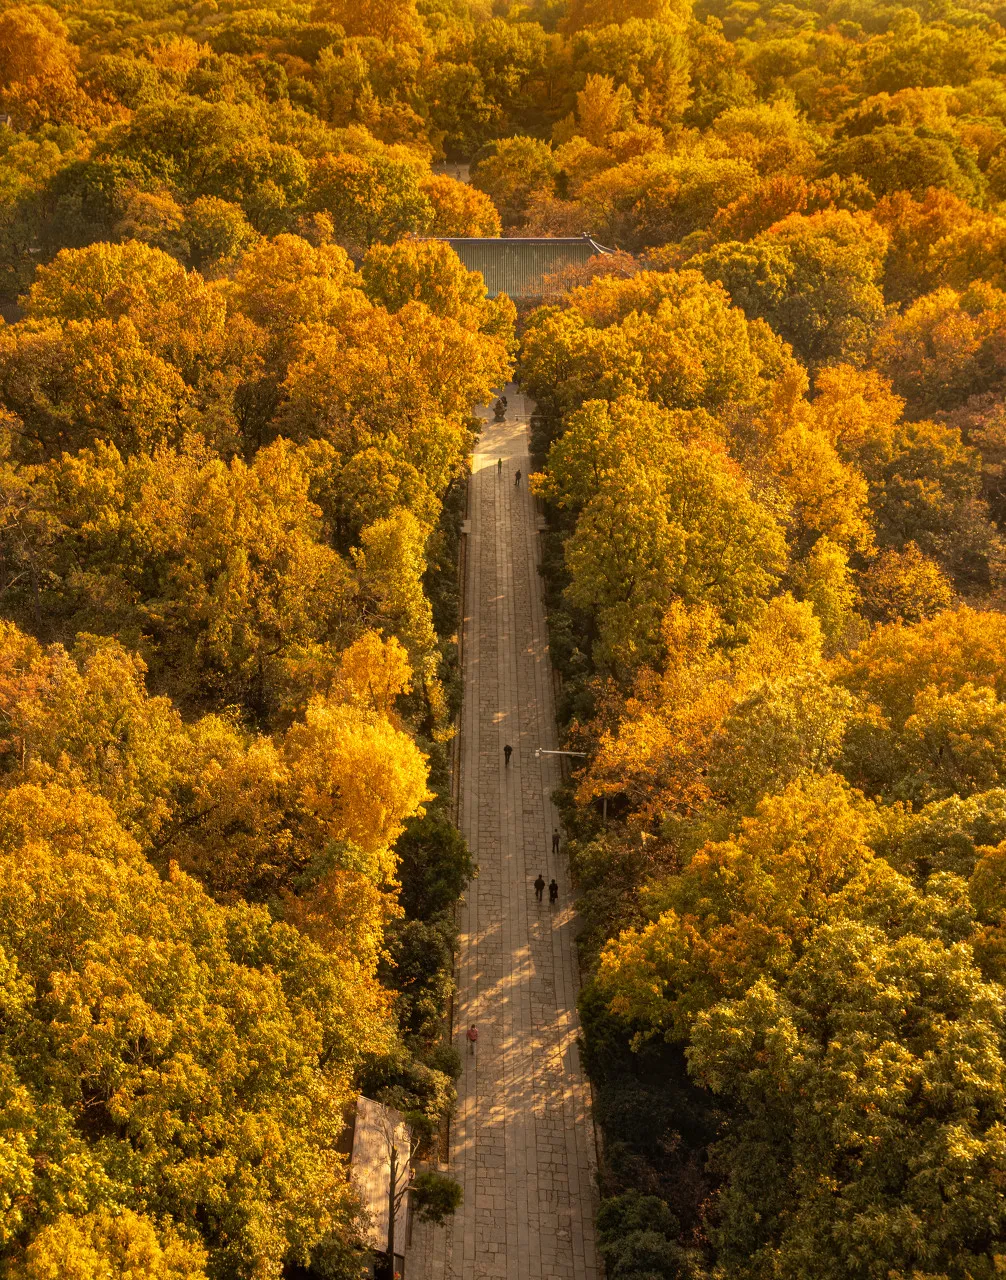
(4, 0, 1006, 1275)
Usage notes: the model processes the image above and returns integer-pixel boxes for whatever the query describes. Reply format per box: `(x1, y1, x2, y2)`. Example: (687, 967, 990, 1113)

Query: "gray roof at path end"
(439, 234, 612, 298)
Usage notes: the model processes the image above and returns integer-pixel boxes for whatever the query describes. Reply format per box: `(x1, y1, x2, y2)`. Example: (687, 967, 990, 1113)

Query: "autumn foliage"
(477, 2, 1006, 1274)
(6, 0, 1006, 1272)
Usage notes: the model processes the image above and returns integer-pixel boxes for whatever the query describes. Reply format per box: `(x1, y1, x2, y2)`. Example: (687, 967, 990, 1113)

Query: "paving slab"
(410, 394, 600, 1279)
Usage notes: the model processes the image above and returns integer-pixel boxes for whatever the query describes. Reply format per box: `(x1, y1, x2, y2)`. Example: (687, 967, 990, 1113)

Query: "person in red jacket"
(466, 1024, 478, 1055)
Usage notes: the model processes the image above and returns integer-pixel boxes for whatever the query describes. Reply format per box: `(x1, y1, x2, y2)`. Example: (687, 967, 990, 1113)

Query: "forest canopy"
(6, 0, 1006, 1273)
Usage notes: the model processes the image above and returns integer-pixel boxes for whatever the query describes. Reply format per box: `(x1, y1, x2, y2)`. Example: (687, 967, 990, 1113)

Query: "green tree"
(596, 774, 879, 1041)
(857, 418, 999, 589)
(396, 812, 475, 919)
(823, 125, 984, 202)
(708, 671, 854, 808)
(595, 1192, 704, 1280)
(520, 272, 785, 431)
(470, 136, 557, 227)
(109, 99, 309, 229)
(859, 541, 953, 624)
(570, 19, 691, 130)
(791, 536, 864, 653)
(14, 1208, 208, 1280)
(874, 282, 1006, 416)
(564, 0, 690, 34)
(360, 238, 491, 324)
(691, 210, 888, 366)
(0, 781, 382, 1278)
(184, 194, 258, 268)
(308, 152, 433, 251)
(689, 919, 1006, 1280)
(896, 683, 1006, 804)
(558, 425, 786, 672)
(0, 439, 356, 717)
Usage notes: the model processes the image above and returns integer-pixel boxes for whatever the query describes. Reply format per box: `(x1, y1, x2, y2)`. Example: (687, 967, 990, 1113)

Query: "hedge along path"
(413, 391, 600, 1279)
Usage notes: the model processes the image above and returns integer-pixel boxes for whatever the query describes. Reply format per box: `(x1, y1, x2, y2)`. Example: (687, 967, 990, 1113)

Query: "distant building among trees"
(440, 234, 611, 298)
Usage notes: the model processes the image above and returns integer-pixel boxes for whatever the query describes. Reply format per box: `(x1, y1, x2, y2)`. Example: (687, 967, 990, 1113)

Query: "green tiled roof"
(439, 235, 611, 298)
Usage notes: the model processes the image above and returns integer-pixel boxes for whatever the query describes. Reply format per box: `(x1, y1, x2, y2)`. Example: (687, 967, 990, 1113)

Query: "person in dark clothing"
(514, 469, 521, 487)
(497, 457, 502, 475)
(504, 743, 513, 766)
(552, 828, 560, 855)
(534, 872, 545, 902)
(548, 879, 559, 905)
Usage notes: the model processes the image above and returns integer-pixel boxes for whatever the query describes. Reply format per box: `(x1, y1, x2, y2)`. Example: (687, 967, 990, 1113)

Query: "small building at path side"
(439, 233, 611, 299)
(343, 1095, 412, 1277)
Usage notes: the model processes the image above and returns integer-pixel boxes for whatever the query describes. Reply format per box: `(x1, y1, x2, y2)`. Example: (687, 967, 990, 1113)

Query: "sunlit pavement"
(410, 390, 600, 1279)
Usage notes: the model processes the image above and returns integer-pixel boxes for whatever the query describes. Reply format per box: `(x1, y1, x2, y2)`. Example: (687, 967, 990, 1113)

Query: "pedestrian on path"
(514, 469, 521, 488)
(549, 878, 559, 906)
(497, 457, 502, 476)
(534, 872, 545, 902)
(552, 828, 560, 855)
(504, 743, 513, 766)
(466, 1024, 478, 1055)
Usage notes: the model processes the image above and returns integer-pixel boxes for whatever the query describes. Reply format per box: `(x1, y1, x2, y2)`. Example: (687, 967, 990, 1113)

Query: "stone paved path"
(412, 394, 600, 1279)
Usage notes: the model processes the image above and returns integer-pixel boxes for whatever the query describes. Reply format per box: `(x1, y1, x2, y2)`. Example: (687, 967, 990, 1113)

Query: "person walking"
(548, 878, 559, 906)
(552, 828, 560, 855)
(514, 469, 521, 488)
(534, 872, 545, 903)
(497, 457, 502, 476)
(466, 1024, 478, 1056)
(504, 743, 513, 766)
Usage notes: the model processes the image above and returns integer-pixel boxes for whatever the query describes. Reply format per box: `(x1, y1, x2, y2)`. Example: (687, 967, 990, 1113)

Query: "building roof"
(439, 234, 611, 299)
(348, 1096, 411, 1254)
